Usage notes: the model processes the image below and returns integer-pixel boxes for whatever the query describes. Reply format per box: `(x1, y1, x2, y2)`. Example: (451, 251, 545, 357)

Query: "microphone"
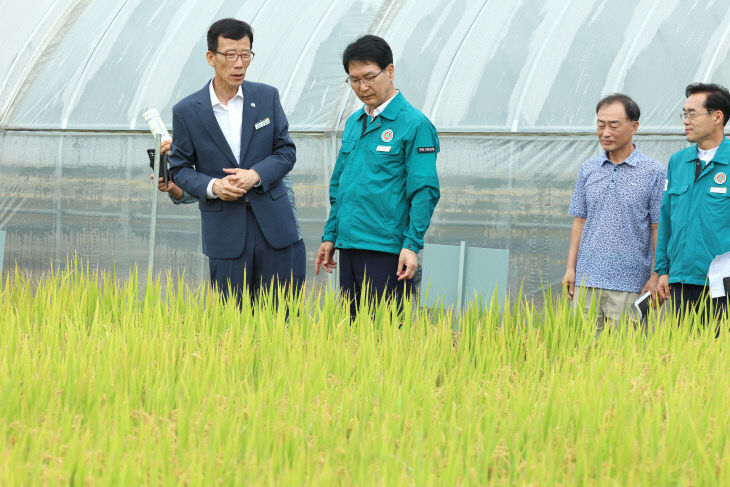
(142, 108, 171, 183)
(142, 108, 172, 142)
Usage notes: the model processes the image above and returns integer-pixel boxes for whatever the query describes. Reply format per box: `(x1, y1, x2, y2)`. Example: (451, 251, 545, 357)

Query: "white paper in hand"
(708, 251, 730, 298)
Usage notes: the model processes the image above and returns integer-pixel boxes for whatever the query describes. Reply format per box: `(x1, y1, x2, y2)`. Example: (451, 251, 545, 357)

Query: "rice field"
(2, 261, 730, 485)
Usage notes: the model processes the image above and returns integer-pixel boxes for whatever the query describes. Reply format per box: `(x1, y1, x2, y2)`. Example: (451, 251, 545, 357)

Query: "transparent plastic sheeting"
(2, 0, 730, 131)
(0, 132, 689, 296)
(0, 0, 724, 297)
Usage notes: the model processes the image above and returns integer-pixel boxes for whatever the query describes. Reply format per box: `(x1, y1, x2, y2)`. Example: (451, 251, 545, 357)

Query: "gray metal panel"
(420, 243, 509, 309)
(462, 246, 509, 308)
(420, 243, 461, 307)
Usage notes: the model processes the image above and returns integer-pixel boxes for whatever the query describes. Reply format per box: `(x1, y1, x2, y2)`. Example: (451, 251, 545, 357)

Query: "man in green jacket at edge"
(656, 82, 730, 320)
(314, 34, 441, 319)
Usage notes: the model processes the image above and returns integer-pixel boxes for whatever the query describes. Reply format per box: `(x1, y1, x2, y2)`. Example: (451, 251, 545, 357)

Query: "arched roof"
(3, 0, 730, 133)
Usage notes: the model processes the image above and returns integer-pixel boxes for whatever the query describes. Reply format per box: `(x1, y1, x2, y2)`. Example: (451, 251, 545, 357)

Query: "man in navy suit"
(169, 18, 298, 304)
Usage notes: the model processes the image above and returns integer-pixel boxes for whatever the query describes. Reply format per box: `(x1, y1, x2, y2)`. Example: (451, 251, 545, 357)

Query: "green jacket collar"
(685, 136, 730, 165)
(357, 90, 406, 121)
(712, 137, 730, 165)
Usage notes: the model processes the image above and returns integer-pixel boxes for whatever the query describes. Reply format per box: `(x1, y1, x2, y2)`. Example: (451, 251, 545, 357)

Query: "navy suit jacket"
(169, 80, 298, 259)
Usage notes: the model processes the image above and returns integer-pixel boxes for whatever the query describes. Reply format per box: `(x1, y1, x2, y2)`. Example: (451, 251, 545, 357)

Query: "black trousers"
(670, 283, 728, 333)
(339, 249, 413, 320)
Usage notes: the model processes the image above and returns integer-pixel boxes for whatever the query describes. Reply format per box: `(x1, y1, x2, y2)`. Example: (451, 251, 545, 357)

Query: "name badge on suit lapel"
(255, 118, 271, 130)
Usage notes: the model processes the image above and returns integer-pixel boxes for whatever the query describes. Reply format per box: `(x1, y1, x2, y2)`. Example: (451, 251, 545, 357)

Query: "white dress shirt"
(206, 80, 244, 199)
(364, 90, 399, 120)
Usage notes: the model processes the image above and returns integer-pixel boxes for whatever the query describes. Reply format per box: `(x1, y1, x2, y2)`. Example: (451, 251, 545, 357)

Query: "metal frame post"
(147, 133, 161, 275)
(456, 240, 466, 314)
(0, 229, 5, 276)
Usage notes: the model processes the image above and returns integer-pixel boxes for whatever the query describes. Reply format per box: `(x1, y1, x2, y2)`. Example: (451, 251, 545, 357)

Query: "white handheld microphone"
(142, 108, 172, 142)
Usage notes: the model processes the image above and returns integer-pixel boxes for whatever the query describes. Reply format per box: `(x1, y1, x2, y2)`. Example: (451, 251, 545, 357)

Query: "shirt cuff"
(169, 192, 183, 205)
(206, 178, 218, 199)
(402, 238, 422, 253)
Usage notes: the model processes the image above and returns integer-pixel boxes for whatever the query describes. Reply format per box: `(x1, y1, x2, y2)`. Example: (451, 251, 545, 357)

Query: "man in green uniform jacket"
(656, 82, 730, 319)
(315, 34, 440, 318)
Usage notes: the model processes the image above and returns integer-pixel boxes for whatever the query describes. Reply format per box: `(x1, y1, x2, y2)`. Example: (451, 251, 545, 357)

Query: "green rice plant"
(1, 260, 730, 485)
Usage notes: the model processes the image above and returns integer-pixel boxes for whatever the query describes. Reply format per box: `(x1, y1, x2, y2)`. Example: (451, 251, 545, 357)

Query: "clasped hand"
(213, 168, 261, 201)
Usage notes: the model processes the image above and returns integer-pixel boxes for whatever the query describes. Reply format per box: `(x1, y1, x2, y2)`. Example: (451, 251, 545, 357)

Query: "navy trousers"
(292, 238, 306, 293)
(339, 249, 413, 319)
(208, 204, 294, 305)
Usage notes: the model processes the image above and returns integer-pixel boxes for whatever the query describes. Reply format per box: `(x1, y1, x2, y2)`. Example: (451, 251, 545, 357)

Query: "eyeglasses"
(214, 50, 255, 63)
(346, 68, 385, 87)
(680, 110, 713, 121)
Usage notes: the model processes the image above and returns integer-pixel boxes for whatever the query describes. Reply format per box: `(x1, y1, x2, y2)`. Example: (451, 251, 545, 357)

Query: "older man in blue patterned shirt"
(562, 94, 666, 336)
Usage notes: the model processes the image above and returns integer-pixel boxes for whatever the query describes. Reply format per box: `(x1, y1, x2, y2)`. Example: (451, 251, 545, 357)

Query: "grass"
(1, 260, 730, 485)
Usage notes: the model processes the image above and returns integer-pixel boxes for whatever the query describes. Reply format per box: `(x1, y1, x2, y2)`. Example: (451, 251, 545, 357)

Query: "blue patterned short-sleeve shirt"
(568, 146, 666, 292)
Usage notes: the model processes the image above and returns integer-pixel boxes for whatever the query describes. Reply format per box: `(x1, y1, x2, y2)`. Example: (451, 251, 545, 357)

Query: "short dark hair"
(685, 82, 730, 126)
(596, 93, 640, 122)
(207, 18, 253, 52)
(342, 35, 393, 73)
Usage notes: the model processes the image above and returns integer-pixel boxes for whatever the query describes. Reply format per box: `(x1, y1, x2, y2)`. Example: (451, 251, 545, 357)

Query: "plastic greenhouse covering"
(2, 0, 730, 298)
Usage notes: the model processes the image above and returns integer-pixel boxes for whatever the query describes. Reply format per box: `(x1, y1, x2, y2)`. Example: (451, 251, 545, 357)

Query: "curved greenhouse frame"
(2, 0, 729, 296)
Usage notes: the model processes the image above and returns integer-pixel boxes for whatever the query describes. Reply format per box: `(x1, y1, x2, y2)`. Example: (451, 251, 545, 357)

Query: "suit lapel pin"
(250, 102, 256, 108)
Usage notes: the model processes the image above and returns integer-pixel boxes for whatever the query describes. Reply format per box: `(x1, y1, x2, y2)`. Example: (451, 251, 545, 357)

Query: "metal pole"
(147, 133, 161, 275)
(0, 229, 6, 276)
(456, 240, 466, 314)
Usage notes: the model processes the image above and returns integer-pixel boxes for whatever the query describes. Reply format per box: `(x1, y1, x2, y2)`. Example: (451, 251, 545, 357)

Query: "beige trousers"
(573, 287, 642, 338)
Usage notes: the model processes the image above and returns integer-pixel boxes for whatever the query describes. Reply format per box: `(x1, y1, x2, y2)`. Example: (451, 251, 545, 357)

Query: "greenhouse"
(2, 0, 730, 299)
